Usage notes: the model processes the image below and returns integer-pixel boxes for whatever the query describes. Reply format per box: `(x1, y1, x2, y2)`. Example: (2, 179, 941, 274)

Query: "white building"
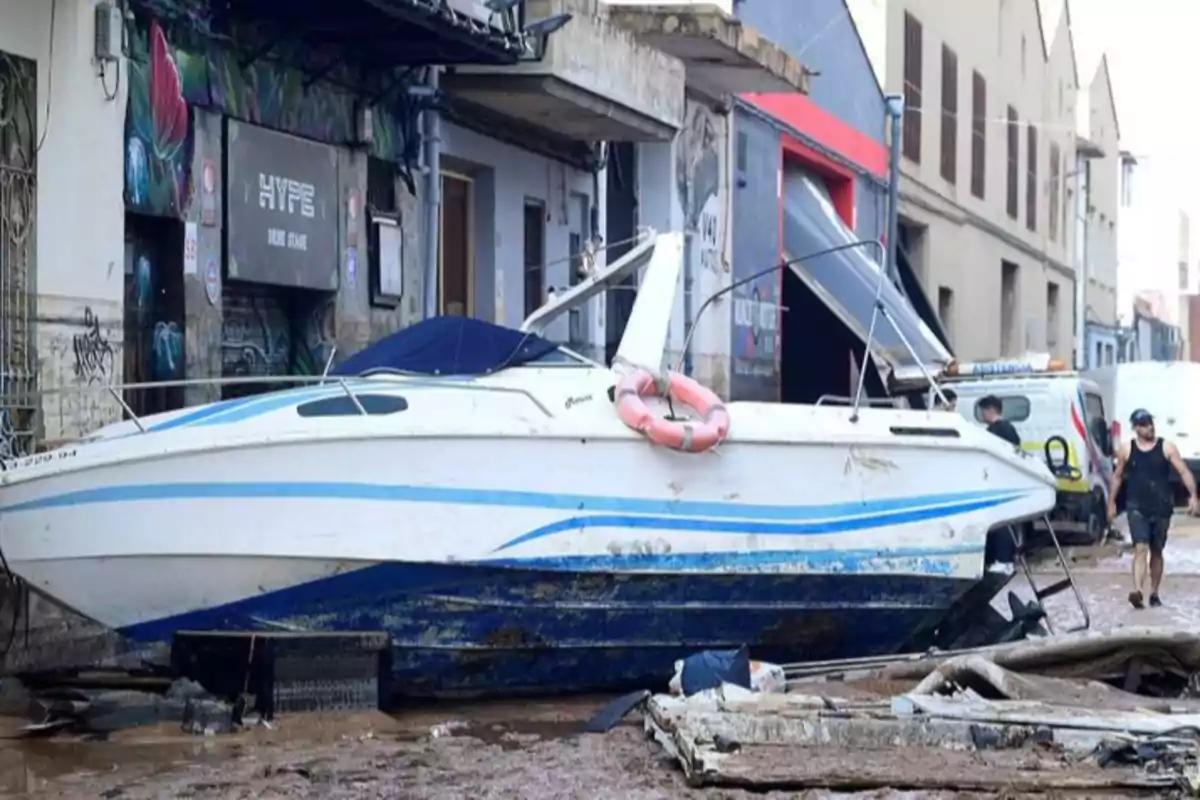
(849, 0, 1081, 361)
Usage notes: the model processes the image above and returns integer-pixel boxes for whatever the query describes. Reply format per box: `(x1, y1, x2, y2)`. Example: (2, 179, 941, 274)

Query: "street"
(0, 519, 1193, 799)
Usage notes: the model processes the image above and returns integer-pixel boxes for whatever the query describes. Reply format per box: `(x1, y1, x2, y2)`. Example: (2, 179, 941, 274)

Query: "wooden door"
(439, 173, 473, 317)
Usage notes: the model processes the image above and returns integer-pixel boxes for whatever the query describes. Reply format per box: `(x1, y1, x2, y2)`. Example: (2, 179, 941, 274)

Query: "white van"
(934, 356, 1115, 541)
(1085, 361, 1200, 503)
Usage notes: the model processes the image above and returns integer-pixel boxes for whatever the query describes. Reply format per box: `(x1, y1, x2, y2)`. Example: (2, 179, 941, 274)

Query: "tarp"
(331, 316, 559, 376)
(782, 172, 952, 370)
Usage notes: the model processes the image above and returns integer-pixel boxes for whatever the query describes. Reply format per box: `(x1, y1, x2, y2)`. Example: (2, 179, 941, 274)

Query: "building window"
(1062, 154, 1070, 240)
(1048, 143, 1060, 242)
(970, 71, 986, 199)
(1006, 106, 1019, 219)
(367, 157, 404, 306)
(523, 200, 546, 319)
(1001, 259, 1018, 356)
(1046, 282, 1059, 349)
(938, 286, 954, 343)
(902, 12, 923, 163)
(1025, 123, 1037, 231)
(939, 45, 958, 184)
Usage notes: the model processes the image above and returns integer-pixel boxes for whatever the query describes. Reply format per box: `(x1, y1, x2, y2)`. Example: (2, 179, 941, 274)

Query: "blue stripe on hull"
(118, 561, 974, 698)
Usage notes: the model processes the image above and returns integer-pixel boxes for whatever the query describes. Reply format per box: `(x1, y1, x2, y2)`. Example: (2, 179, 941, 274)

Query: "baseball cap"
(1130, 408, 1154, 424)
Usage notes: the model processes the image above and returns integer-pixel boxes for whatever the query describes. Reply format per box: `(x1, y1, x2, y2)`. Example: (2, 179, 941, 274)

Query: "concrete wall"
(1083, 60, 1120, 325)
(634, 97, 732, 396)
(869, 0, 1076, 361)
(0, 0, 128, 441)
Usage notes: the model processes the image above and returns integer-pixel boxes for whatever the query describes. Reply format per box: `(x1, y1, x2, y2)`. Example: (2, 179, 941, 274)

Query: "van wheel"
(1086, 489, 1107, 545)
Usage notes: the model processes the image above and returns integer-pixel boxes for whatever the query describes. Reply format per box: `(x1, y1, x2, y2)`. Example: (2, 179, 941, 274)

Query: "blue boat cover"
(331, 315, 560, 376)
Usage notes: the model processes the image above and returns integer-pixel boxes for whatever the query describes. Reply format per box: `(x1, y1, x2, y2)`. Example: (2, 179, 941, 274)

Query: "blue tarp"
(331, 316, 560, 376)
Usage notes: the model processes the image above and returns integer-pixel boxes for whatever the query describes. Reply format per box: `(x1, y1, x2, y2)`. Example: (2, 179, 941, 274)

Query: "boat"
(0, 229, 1057, 699)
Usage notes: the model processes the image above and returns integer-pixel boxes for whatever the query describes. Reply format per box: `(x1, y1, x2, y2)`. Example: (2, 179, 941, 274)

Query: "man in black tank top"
(1108, 408, 1200, 609)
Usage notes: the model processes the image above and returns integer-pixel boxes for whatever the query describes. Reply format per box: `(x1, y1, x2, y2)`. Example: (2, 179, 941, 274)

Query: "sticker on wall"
(183, 221, 199, 275)
(204, 259, 220, 306)
(201, 160, 218, 227)
(346, 246, 357, 288)
(347, 189, 361, 248)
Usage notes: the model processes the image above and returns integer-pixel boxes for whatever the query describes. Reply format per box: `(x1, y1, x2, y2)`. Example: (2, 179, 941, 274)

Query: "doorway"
(605, 142, 637, 363)
(123, 213, 185, 417)
(440, 172, 473, 317)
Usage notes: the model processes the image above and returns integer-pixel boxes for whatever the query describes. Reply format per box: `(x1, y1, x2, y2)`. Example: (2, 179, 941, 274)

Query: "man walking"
(1108, 408, 1200, 608)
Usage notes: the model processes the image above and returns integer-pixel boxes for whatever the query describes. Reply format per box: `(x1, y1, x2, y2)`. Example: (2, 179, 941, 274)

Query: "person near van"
(1107, 408, 1200, 609)
(975, 395, 1023, 569)
(978, 395, 1021, 447)
(935, 388, 957, 412)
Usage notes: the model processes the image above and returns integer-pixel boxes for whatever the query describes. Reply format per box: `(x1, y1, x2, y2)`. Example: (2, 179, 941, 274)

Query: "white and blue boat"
(0, 230, 1056, 698)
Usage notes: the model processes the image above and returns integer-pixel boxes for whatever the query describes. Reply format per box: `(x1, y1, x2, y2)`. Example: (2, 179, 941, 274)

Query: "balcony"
(220, 0, 527, 66)
(604, 1, 810, 100)
(441, 0, 686, 144)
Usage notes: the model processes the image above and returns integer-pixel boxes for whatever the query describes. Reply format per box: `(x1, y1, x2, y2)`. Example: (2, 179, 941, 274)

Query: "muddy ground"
(2, 517, 1198, 799)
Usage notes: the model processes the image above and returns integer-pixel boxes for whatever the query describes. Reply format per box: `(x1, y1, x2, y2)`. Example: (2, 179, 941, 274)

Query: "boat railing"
(0, 372, 556, 455)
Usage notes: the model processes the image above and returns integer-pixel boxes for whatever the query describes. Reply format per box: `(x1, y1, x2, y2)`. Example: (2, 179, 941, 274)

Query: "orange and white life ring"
(614, 369, 730, 453)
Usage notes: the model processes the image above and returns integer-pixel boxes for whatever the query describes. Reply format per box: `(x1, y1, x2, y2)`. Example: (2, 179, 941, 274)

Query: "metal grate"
(0, 51, 37, 458)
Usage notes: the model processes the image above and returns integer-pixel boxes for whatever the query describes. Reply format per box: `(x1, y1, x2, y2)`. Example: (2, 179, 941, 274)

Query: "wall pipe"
(423, 67, 442, 319)
(883, 94, 904, 288)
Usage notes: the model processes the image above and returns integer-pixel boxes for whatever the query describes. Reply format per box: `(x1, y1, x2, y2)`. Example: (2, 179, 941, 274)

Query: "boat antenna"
(676, 239, 884, 374)
(319, 346, 337, 385)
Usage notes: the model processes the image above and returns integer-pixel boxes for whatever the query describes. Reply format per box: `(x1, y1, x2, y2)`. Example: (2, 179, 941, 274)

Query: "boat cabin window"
(296, 394, 409, 417)
(972, 395, 1030, 423)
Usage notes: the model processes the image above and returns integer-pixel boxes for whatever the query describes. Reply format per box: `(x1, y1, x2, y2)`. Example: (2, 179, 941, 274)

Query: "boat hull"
(85, 558, 971, 697)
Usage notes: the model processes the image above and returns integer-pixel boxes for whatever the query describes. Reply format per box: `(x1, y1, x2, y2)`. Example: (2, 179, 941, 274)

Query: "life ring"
(614, 369, 730, 453)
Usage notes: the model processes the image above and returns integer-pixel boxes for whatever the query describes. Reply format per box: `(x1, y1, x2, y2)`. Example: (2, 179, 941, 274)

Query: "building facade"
(850, 0, 1079, 362)
(1077, 55, 1121, 330)
(727, 0, 895, 402)
(2, 0, 806, 451)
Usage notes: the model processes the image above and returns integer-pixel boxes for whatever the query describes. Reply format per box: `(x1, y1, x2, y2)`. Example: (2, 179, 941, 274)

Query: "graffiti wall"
(123, 15, 416, 218)
(674, 99, 730, 397)
(220, 283, 335, 397)
(124, 20, 199, 218)
(123, 217, 186, 415)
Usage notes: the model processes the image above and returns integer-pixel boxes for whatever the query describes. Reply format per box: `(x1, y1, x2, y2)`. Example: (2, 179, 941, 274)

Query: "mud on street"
(3, 517, 1198, 799)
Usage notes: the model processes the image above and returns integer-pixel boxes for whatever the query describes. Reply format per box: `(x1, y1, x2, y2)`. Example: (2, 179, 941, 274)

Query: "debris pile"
(643, 627, 1200, 794)
(8, 668, 256, 737)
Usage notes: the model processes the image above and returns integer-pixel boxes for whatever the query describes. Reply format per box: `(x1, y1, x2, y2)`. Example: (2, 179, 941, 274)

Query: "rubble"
(644, 627, 1200, 793)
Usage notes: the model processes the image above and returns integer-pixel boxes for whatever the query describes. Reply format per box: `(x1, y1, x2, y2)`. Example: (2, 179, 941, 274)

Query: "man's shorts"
(1129, 510, 1170, 551)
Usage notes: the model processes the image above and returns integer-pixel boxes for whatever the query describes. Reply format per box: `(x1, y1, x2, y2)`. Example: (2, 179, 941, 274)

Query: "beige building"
(849, 0, 1080, 361)
(1076, 54, 1121, 329)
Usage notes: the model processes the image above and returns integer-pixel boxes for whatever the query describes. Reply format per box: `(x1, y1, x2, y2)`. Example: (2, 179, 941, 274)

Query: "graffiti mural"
(221, 284, 336, 396)
(125, 20, 198, 218)
(123, 15, 418, 216)
(124, 222, 186, 416)
(72, 308, 116, 385)
(676, 101, 724, 276)
(209, 50, 356, 144)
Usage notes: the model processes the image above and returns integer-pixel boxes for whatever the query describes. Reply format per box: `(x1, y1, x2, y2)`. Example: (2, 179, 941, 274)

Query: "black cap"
(1130, 408, 1154, 424)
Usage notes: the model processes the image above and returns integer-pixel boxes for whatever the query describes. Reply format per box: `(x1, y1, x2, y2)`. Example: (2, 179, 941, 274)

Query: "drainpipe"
(1074, 159, 1090, 369)
(883, 94, 903, 288)
(423, 67, 442, 319)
